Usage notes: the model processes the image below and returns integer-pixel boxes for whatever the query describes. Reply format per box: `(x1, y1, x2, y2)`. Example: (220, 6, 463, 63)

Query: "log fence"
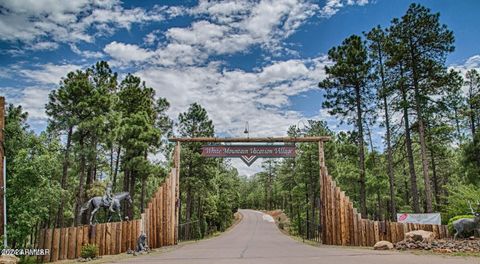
(37, 143, 180, 262)
(319, 166, 450, 246)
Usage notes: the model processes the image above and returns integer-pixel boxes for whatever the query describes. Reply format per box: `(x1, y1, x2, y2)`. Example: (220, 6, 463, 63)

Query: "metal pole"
(3, 157, 5, 248)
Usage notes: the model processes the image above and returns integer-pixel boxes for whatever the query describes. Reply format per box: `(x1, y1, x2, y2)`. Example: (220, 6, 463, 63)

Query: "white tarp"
(397, 213, 441, 225)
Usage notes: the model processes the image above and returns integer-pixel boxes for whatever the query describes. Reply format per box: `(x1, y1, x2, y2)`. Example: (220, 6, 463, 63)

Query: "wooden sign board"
(201, 145, 296, 166)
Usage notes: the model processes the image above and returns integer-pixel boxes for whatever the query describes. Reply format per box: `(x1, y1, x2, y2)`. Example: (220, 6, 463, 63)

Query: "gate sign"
(201, 145, 296, 166)
(397, 213, 441, 225)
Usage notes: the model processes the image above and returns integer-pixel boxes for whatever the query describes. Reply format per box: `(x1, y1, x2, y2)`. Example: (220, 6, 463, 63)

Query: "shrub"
(447, 215, 474, 234)
(80, 243, 99, 259)
(19, 256, 36, 264)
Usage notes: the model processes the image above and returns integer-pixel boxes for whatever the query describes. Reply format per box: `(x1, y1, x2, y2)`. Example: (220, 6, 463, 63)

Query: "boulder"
(373, 240, 394, 250)
(0, 254, 20, 264)
(405, 230, 435, 243)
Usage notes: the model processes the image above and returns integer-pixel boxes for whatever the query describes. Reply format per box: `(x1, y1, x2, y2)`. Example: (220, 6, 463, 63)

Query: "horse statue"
(80, 192, 133, 225)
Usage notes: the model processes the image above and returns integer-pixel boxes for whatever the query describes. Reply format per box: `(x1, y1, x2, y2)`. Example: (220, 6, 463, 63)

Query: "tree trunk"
(140, 176, 146, 213)
(376, 190, 382, 220)
(374, 37, 396, 220)
(413, 87, 433, 213)
(430, 147, 440, 209)
(289, 191, 294, 220)
(85, 137, 97, 192)
(110, 144, 114, 179)
(185, 186, 192, 240)
(305, 184, 309, 238)
(409, 40, 433, 213)
(55, 126, 72, 227)
(75, 134, 87, 226)
(128, 169, 136, 219)
(123, 167, 130, 217)
(454, 107, 462, 143)
(403, 167, 410, 206)
(400, 69, 420, 213)
(469, 85, 477, 137)
(112, 145, 121, 191)
(381, 88, 396, 220)
(354, 85, 367, 217)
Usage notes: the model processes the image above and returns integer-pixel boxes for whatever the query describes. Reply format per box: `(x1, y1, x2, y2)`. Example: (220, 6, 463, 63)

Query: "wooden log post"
(0, 97, 4, 243)
(75, 227, 83, 258)
(121, 221, 127, 252)
(318, 141, 325, 244)
(111, 223, 117, 255)
(175, 142, 181, 244)
(51, 228, 60, 262)
(67, 227, 76, 259)
(61, 227, 68, 260)
(95, 224, 102, 255)
(105, 223, 112, 255)
(43, 229, 53, 262)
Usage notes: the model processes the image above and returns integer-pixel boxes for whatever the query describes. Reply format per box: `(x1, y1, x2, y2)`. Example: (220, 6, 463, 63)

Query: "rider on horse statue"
(103, 183, 115, 213)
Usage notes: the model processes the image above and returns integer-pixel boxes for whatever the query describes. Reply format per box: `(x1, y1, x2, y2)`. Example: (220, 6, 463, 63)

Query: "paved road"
(114, 209, 477, 264)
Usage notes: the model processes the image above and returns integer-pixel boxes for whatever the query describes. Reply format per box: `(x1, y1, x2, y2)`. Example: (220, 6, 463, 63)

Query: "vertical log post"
(318, 141, 325, 244)
(0, 97, 5, 244)
(175, 142, 181, 244)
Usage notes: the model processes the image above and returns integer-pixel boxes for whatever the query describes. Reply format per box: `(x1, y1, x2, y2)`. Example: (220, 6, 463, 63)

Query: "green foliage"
(5, 105, 63, 246)
(443, 183, 480, 221)
(177, 103, 239, 239)
(80, 243, 99, 259)
(18, 256, 37, 264)
(461, 132, 480, 185)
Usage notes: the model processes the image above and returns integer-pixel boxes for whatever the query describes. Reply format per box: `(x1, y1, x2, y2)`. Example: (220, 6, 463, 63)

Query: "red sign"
(201, 145, 296, 166)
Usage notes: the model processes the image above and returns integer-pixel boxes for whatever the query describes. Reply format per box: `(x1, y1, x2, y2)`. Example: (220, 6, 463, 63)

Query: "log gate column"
(0, 97, 5, 243)
(318, 140, 326, 244)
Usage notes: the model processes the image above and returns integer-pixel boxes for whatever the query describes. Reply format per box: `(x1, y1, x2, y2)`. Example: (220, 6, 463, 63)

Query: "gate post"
(174, 142, 181, 244)
(0, 97, 5, 246)
(318, 141, 325, 244)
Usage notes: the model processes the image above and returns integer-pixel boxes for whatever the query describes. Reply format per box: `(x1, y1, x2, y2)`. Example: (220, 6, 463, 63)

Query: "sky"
(1, 0, 479, 176)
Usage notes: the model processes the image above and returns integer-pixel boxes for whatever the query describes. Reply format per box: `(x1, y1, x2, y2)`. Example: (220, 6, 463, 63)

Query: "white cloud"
(449, 54, 480, 73)
(137, 55, 330, 138)
(104, 41, 154, 63)
(20, 63, 82, 85)
(2, 86, 52, 121)
(17, 87, 52, 121)
(449, 54, 480, 96)
(320, 0, 369, 18)
(0, 0, 182, 46)
(147, 0, 320, 63)
(70, 44, 104, 59)
(28, 41, 59, 51)
(143, 32, 159, 46)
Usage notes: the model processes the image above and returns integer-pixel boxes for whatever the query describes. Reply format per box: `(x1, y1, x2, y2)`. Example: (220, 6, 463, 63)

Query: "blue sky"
(1, 0, 479, 175)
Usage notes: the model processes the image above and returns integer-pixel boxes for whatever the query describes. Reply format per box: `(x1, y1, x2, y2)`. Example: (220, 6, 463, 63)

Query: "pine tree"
(465, 69, 480, 137)
(319, 35, 373, 217)
(365, 26, 397, 220)
(117, 74, 161, 217)
(389, 3, 455, 213)
(178, 103, 214, 239)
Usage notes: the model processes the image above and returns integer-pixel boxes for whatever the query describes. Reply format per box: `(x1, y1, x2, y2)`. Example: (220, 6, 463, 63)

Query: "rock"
(0, 254, 19, 264)
(433, 248, 453, 254)
(374, 240, 394, 250)
(405, 230, 435, 243)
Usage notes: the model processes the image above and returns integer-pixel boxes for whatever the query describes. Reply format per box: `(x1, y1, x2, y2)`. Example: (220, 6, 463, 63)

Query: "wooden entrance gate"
(169, 136, 450, 246)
